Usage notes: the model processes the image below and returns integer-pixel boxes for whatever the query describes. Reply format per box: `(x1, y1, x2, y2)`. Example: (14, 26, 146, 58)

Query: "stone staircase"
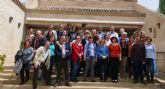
(0, 66, 163, 89)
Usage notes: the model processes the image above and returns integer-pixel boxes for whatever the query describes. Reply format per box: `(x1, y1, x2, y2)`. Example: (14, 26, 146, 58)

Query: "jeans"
(84, 56, 95, 80)
(71, 59, 80, 81)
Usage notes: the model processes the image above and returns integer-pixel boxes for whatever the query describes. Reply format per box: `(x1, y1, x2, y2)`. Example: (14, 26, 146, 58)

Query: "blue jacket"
(96, 45, 109, 59)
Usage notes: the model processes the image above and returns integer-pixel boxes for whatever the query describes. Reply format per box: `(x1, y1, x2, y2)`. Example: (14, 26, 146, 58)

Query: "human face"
(50, 36, 55, 42)
(89, 38, 93, 43)
(76, 36, 81, 43)
(60, 36, 66, 43)
(112, 38, 117, 43)
(84, 33, 90, 38)
(25, 41, 30, 48)
(146, 38, 151, 44)
(110, 26, 115, 32)
(45, 41, 50, 49)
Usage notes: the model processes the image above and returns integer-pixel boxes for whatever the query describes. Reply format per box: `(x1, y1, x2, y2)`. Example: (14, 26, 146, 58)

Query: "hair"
(76, 35, 81, 39)
(99, 39, 106, 45)
(82, 23, 87, 28)
(137, 25, 143, 28)
(60, 35, 66, 39)
(145, 36, 152, 42)
(24, 40, 31, 47)
(111, 37, 118, 43)
(88, 36, 93, 40)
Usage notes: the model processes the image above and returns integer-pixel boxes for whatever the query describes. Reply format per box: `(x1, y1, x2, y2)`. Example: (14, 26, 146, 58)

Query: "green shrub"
(0, 53, 6, 71)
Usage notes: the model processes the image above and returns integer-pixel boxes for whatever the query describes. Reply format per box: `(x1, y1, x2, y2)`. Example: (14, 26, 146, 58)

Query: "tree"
(160, 0, 165, 14)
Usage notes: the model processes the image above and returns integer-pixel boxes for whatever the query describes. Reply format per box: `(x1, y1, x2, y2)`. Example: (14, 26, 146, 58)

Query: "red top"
(71, 42, 84, 63)
(109, 44, 121, 58)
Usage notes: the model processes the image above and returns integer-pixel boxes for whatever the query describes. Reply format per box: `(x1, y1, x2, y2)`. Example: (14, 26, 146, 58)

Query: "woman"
(32, 41, 51, 89)
(84, 36, 97, 82)
(109, 37, 121, 83)
(46, 36, 56, 85)
(20, 40, 34, 85)
(97, 39, 109, 81)
(46, 30, 54, 40)
(127, 36, 134, 78)
(145, 37, 157, 84)
(71, 35, 83, 82)
(120, 38, 128, 78)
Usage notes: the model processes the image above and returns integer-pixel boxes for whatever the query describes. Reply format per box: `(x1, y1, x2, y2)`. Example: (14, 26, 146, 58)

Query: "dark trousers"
(126, 57, 133, 78)
(98, 58, 108, 81)
(110, 57, 120, 80)
(46, 56, 55, 84)
(20, 65, 30, 83)
(32, 64, 49, 89)
(71, 60, 80, 81)
(145, 58, 154, 82)
(56, 57, 69, 83)
(133, 60, 144, 82)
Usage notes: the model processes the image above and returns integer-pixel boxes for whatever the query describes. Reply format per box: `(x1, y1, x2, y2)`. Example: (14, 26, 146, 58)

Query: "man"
(44, 25, 57, 40)
(109, 26, 119, 39)
(133, 25, 146, 42)
(54, 35, 71, 86)
(32, 41, 51, 89)
(57, 24, 65, 40)
(132, 37, 146, 84)
(32, 30, 47, 50)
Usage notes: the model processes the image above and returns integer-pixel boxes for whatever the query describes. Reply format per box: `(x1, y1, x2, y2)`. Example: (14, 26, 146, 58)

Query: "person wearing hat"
(118, 31, 129, 44)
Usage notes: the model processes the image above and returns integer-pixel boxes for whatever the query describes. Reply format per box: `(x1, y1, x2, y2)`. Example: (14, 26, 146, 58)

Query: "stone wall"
(134, 4, 165, 72)
(0, 0, 25, 66)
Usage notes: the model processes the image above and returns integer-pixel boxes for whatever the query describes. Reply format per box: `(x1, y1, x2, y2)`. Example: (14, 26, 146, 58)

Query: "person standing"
(71, 35, 84, 82)
(46, 36, 56, 85)
(109, 37, 121, 83)
(145, 37, 158, 84)
(132, 37, 146, 84)
(127, 36, 134, 78)
(32, 30, 46, 50)
(32, 41, 51, 89)
(54, 35, 71, 86)
(84, 36, 97, 82)
(20, 40, 34, 85)
(25, 28, 34, 42)
(109, 26, 119, 39)
(97, 39, 109, 81)
(120, 39, 128, 78)
(44, 25, 57, 40)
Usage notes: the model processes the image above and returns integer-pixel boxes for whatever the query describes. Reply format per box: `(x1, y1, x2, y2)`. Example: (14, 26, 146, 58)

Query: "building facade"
(0, 0, 165, 72)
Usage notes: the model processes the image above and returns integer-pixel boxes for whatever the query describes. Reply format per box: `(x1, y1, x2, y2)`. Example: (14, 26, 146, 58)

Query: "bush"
(0, 53, 6, 71)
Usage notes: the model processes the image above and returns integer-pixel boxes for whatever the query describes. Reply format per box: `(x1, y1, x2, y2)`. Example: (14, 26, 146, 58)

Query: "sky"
(137, 0, 159, 11)
(20, 0, 160, 11)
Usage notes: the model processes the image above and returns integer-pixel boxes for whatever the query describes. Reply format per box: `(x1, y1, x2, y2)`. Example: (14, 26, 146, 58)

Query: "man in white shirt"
(109, 26, 119, 39)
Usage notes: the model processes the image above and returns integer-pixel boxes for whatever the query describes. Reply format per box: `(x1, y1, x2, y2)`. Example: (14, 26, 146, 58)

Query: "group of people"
(14, 23, 158, 89)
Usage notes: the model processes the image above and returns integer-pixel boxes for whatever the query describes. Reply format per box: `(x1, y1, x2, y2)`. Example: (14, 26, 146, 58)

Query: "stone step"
(0, 73, 14, 79)
(0, 84, 161, 89)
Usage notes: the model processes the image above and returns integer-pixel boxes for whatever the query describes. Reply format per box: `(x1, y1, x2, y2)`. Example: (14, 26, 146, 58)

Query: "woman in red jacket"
(109, 37, 121, 83)
(71, 35, 84, 82)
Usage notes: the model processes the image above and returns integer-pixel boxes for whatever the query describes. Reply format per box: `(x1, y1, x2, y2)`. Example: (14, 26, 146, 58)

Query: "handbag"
(13, 59, 23, 74)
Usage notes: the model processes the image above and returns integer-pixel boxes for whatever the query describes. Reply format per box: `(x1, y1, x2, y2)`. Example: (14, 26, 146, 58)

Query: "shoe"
(114, 80, 118, 83)
(54, 82, 61, 87)
(91, 80, 96, 82)
(111, 80, 115, 83)
(65, 82, 71, 86)
(20, 81, 24, 85)
(133, 80, 138, 84)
